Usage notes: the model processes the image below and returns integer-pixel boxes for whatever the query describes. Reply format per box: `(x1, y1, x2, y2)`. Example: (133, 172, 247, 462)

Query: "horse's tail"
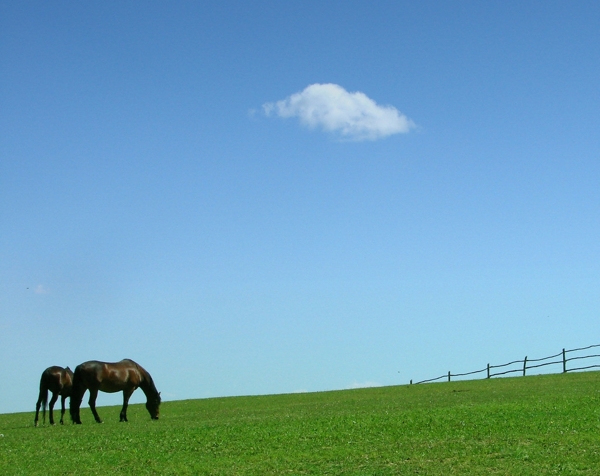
(69, 365, 86, 424)
(40, 388, 48, 424)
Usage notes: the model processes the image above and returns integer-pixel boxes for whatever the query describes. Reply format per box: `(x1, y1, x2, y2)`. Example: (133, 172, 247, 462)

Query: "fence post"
(448, 371, 451, 382)
(523, 356, 527, 376)
(487, 363, 490, 379)
(563, 348, 567, 373)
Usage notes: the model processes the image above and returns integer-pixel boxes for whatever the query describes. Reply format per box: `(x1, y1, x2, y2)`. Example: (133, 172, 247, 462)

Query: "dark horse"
(70, 359, 161, 424)
(34, 366, 74, 426)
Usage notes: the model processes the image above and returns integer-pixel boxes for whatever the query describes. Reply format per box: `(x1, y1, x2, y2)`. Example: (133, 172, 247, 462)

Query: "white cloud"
(34, 284, 49, 295)
(263, 83, 415, 141)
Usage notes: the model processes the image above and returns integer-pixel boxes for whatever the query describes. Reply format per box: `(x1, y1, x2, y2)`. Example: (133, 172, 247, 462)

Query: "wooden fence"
(411, 344, 600, 385)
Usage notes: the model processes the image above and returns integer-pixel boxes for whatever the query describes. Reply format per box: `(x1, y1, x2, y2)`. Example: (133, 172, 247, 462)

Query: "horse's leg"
(60, 394, 67, 425)
(120, 388, 135, 422)
(48, 391, 59, 425)
(88, 388, 103, 423)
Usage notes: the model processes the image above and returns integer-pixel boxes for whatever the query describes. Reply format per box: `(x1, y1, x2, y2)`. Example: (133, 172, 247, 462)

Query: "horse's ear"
(159, 392, 161, 396)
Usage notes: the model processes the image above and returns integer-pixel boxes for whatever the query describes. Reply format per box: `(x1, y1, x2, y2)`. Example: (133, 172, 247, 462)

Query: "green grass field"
(2, 372, 600, 474)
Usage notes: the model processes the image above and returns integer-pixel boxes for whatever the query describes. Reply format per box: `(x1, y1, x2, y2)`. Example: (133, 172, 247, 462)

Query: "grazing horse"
(34, 366, 74, 426)
(70, 359, 161, 424)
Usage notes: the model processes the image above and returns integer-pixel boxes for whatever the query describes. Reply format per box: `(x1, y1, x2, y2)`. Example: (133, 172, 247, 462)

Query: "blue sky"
(1, 1, 599, 414)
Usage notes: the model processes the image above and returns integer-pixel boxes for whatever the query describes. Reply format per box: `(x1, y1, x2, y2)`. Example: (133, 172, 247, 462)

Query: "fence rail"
(411, 344, 600, 385)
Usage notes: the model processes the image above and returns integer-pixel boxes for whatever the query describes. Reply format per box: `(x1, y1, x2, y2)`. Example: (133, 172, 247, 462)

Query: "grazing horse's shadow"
(34, 366, 73, 426)
(69, 359, 161, 424)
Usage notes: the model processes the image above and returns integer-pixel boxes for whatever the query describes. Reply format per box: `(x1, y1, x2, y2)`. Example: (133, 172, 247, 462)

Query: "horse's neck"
(139, 374, 158, 399)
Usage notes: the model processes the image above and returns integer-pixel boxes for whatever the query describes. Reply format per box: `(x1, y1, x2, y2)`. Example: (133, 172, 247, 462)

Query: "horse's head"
(146, 392, 161, 420)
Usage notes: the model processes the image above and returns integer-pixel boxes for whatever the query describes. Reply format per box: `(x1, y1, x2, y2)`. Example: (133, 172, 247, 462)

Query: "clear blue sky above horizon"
(1, 1, 599, 414)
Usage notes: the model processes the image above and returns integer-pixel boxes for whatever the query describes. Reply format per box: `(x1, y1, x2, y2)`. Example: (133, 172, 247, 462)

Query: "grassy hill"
(2, 372, 600, 474)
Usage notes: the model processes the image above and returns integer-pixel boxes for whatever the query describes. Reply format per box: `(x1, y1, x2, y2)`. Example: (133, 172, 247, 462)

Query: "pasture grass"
(2, 372, 600, 474)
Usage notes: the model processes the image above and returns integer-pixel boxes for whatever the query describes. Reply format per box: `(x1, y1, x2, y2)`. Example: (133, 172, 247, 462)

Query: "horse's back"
(40, 366, 69, 393)
(74, 359, 144, 392)
(76, 359, 139, 375)
(42, 366, 64, 379)
(118, 358, 141, 369)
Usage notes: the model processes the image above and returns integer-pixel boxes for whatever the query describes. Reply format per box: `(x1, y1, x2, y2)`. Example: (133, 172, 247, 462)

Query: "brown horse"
(34, 366, 74, 426)
(69, 359, 161, 424)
